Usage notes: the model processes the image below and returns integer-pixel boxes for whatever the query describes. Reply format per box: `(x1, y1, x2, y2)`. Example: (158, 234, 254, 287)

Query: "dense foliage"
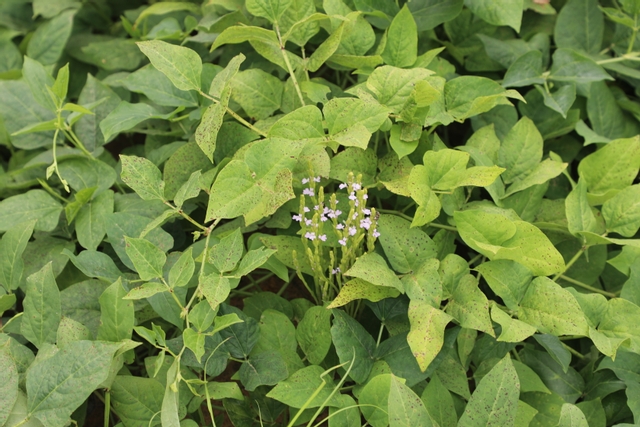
(3, 0, 640, 426)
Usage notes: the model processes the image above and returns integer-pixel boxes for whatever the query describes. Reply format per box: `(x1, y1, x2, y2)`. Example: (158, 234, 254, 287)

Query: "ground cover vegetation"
(3, 0, 640, 426)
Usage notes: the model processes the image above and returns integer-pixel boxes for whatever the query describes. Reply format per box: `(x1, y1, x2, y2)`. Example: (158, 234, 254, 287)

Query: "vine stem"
(104, 389, 111, 427)
(198, 91, 267, 137)
(275, 23, 306, 107)
(163, 201, 207, 232)
(552, 246, 586, 282)
(557, 275, 617, 298)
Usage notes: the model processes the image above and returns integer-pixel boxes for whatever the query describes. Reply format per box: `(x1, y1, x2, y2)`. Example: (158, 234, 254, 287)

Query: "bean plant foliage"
(4, 0, 640, 426)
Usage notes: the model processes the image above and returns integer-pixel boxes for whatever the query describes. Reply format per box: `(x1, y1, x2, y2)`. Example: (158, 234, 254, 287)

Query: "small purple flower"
(354, 200, 359, 207)
(348, 192, 357, 201)
(305, 219, 313, 226)
(332, 267, 341, 274)
(353, 183, 362, 191)
(352, 212, 359, 219)
(323, 207, 330, 214)
(336, 223, 345, 230)
(305, 232, 316, 240)
(303, 207, 310, 213)
(302, 178, 310, 184)
(319, 234, 327, 241)
(373, 229, 380, 238)
(362, 208, 371, 216)
(314, 176, 321, 182)
(339, 238, 347, 246)
(303, 188, 315, 197)
(292, 214, 302, 222)
(363, 194, 369, 200)
(320, 215, 328, 222)
(349, 226, 357, 236)
(360, 218, 371, 230)
(314, 205, 320, 211)
(339, 183, 347, 189)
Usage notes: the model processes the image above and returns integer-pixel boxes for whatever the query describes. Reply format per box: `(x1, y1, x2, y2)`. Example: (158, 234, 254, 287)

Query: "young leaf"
(200, 274, 231, 310)
(210, 228, 244, 273)
(21, 263, 61, 349)
(457, 355, 520, 427)
(327, 278, 401, 308)
(22, 56, 56, 112)
(136, 40, 202, 92)
(382, 5, 417, 67)
(124, 236, 167, 280)
(168, 248, 194, 288)
(565, 179, 598, 236)
(97, 278, 134, 342)
(491, 304, 537, 342)
(119, 155, 166, 201)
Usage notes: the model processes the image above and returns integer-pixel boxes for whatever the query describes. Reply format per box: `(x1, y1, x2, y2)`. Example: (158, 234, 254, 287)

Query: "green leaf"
(503, 159, 567, 198)
(578, 137, 640, 201)
(266, 365, 341, 407)
(328, 278, 401, 308)
(97, 278, 134, 342)
(445, 76, 523, 121)
(558, 403, 589, 427)
(0, 350, 18, 427)
(491, 304, 537, 342)
(331, 309, 376, 383)
(382, 5, 417, 67)
(62, 249, 122, 283)
(230, 69, 283, 120)
(26, 341, 121, 427)
(537, 83, 576, 119)
(517, 277, 589, 336)
(120, 155, 166, 201)
(407, 0, 464, 32)
(602, 184, 640, 237)
(476, 260, 532, 311)
(268, 105, 324, 140)
(296, 305, 332, 365)
(21, 263, 61, 349)
(75, 190, 114, 251)
(195, 104, 225, 163)
(465, 0, 523, 31)
(123, 64, 198, 108)
(183, 328, 206, 363)
(587, 81, 633, 140)
(239, 351, 289, 391)
(366, 66, 433, 114)
(502, 50, 545, 88)
(533, 334, 571, 373)
(497, 117, 543, 184)
(246, 0, 292, 22)
(0, 220, 36, 291)
(377, 214, 437, 274)
(344, 252, 404, 292)
(307, 23, 344, 72)
(566, 179, 598, 237)
(446, 274, 494, 336)
(231, 247, 277, 278)
(168, 248, 194, 288)
(458, 355, 520, 427)
(210, 229, 244, 273)
(111, 376, 164, 427)
(210, 25, 279, 52)
(26, 10, 75, 65)
(407, 300, 452, 372)
(554, 0, 603, 55)
(75, 75, 121, 152)
(0, 293, 16, 315)
(388, 375, 434, 427)
(22, 56, 56, 112)
(100, 101, 174, 142)
(134, 1, 201, 27)
(0, 190, 62, 233)
(421, 374, 456, 427)
(136, 40, 202, 92)
(597, 297, 640, 353)
(549, 49, 612, 84)
(56, 316, 92, 347)
(200, 274, 231, 310)
(161, 359, 180, 427)
(324, 97, 390, 147)
(124, 237, 166, 281)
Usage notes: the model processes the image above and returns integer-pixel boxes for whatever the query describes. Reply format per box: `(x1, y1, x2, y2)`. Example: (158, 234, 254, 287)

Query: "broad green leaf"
(259, 235, 313, 275)
(66, 36, 145, 71)
(598, 298, 640, 353)
(324, 97, 390, 147)
(446, 274, 494, 336)
(518, 277, 589, 336)
(239, 351, 289, 391)
(0, 220, 36, 291)
(188, 300, 216, 332)
(26, 10, 75, 65)
(458, 355, 520, 427)
(558, 403, 589, 427)
(57, 158, 116, 194)
(377, 214, 437, 273)
(280, 0, 321, 46)
(120, 155, 165, 201)
(578, 137, 640, 201)
(331, 309, 376, 383)
(0, 351, 18, 427)
(0, 293, 16, 315)
(296, 305, 332, 365)
(408, 0, 464, 31)
(266, 365, 341, 407)
(388, 375, 434, 427)
(76, 190, 114, 251)
(521, 349, 584, 403)
(230, 69, 283, 120)
(382, 5, 417, 67)
(407, 300, 452, 372)
(587, 81, 636, 140)
(75, 74, 121, 152)
(549, 49, 612, 84)
(327, 278, 401, 308)
(537, 83, 576, 119)
(21, 263, 61, 349)
(200, 274, 231, 310)
(231, 247, 277, 277)
(366, 66, 434, 114)
(97, 278, 134, 342)
(124, 237, 166, 281)
(344, 252, 404, 291)
(566, 179, 598, 237)
(554, 0, 603, 55)
(402, 259, 442, 307)
(465, 0, 523, 32)
(136, 40, 202, 92)
(503, 159, 567, 198)
(445, 76, 523, 121)
(268, 105, 324, 140)
(246, 0, 292, 22)
(161, 359, 180, 427)
(56, 317, 92, 347)
(476, 260, 532, 311)
(252, 309, 297, 356)
(359, 372, 392, 427)
(210, 26, 279, 52)
(498, 117, 543, 184)
(22, 56, 56, 112)
(408, 168, 442, 227)
(218, 304, 259, 358)
(421, 374, 456, 427)
(134, 2, 201, 27)
(173, 171, 201, 209)
(210, 228, 244, 273)
(26, 341, 121, 427)
(100, 102, 174, 142)
(533, 334, 571, 373)
(602, 185, 640, 237)
(0, 190, 62, 233)
(111, 376, 164, 427)
(123, 65, 199, 107)
(307, 23, 344, 72)
(62, 249, 122, 283)
(195, 104, 225, 163)
(168, 248, 194, 288)
(502, 50, 545, 88)
(491, 304, 537, 342)
(183, 328, 206, 363)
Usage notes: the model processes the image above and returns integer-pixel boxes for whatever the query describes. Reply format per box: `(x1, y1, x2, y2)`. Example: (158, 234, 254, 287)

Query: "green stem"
(275, 23, 306, 107)
(628, 14, 639, 54)
(377, 209, 413, 222)
(553, 247, 586, 282)
(64, 126, 93, 157)
(375, 322, 385, 349)
(198, 91, 267, 137)
(563, 343, 586, 360)
(429, 222, 458, 232)
(104, 389, 111, 427)
(163, 201, 207, 231)
(558, 275, 617, 298)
